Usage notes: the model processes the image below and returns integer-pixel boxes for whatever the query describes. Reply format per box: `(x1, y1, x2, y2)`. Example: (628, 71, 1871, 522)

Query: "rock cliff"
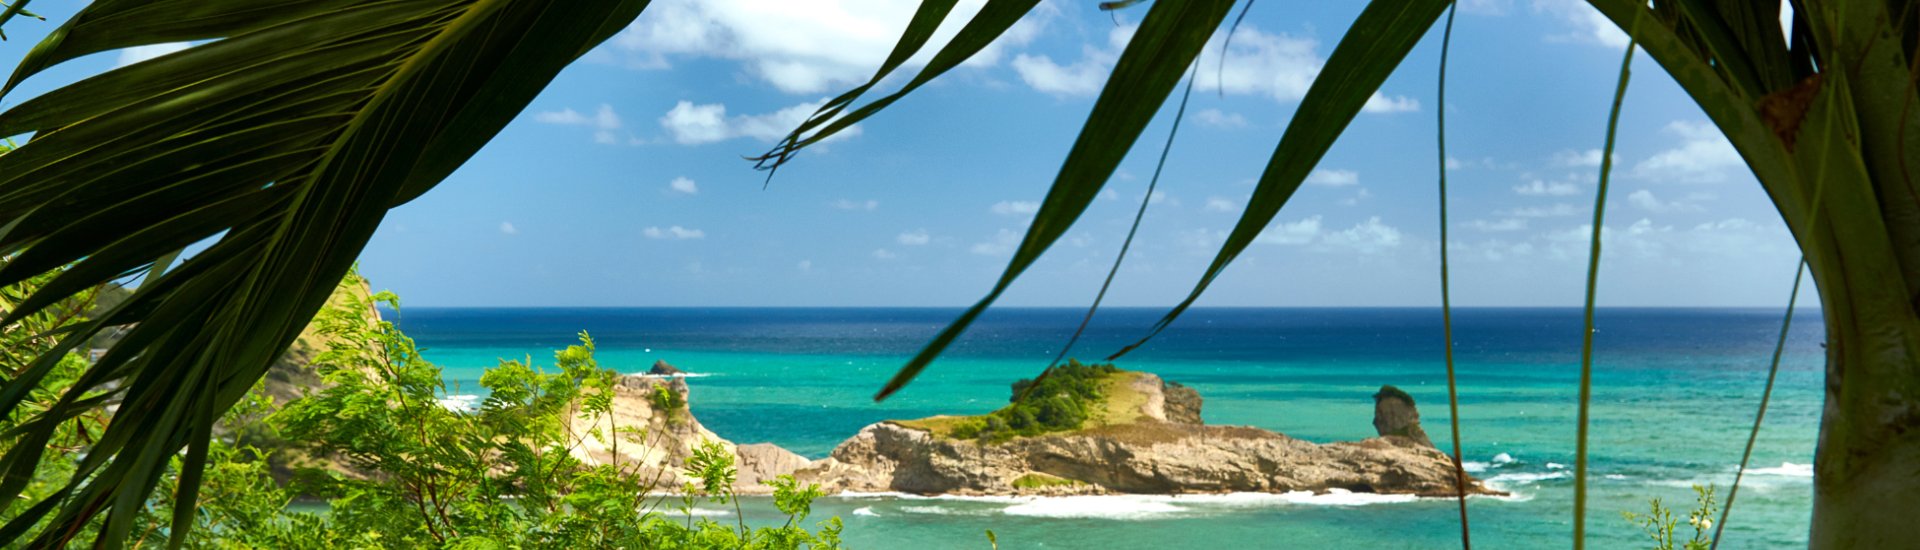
(576, 365, 1495, 498)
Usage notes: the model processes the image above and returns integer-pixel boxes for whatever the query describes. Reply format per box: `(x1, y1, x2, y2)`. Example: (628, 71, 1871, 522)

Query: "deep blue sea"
(391, 307, 1824, 549)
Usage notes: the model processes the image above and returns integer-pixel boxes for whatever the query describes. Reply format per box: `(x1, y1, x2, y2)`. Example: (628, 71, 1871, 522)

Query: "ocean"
(391, 307, 1824, 549)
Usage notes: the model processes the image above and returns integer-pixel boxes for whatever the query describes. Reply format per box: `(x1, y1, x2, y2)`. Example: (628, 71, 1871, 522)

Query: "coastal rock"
(794, 421, 1493, 497)
(1372, 385, 1435, 448)
(737, 443, 811, 487)
(648, 359, 685, 376)
(567, 373, 808, 494)
(792, 374, 1496, 497)
(1162, 380, 1203, 425)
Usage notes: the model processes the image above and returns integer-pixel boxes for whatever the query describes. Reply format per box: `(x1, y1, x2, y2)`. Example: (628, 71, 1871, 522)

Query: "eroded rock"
(1372, 385, 1435, 448)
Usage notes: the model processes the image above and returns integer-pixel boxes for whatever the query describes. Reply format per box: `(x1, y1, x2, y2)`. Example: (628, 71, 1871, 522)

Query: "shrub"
(968, 359, 1119, 442)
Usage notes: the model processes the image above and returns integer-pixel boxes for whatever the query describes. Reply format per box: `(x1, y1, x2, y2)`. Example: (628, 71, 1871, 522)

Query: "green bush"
(966, 359, 1119, 443)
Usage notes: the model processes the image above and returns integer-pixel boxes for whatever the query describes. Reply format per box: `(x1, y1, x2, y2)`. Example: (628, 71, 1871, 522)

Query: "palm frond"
(1433, 3, 1471, 547)
(1574, 25, 1639, 548)
(1107, 0, 1451, 359)
(872, 0, 1238, 400)
(754, 0, 1043, 173)
(0, 0, 646, 546)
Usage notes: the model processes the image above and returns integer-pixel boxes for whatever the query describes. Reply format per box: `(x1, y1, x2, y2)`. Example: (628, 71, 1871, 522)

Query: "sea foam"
(436, 394, 482, 412)
(1744, 462, 1812, 477)
(836, 490, 1432, 520)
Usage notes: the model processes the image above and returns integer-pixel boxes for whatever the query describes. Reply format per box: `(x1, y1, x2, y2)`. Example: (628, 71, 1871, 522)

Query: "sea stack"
(648, 359, 685, 376)
(1372, 385, 1435, 448)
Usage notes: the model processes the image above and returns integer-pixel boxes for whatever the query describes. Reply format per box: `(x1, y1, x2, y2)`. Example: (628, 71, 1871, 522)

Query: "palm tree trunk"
(1807, 277, 1920, 548)
(1800, 88, 1920, 547)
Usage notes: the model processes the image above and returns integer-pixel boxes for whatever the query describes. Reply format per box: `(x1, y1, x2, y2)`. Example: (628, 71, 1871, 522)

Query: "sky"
(9, 0, 1810, 307)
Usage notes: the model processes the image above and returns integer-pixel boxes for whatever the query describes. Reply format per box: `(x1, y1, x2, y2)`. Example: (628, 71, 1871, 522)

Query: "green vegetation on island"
(893, 360, 1152, 443)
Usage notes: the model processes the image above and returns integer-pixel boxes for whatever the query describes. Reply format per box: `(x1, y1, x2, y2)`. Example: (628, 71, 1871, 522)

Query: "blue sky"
(13, 0, 1808, 307)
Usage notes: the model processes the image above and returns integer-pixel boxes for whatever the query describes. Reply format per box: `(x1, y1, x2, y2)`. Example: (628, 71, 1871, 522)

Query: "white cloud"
(1320, 217, 1403, 253)
(1362, 95, 1421, 114)
(1532, 0, 1630, 48)
(659, 99, 862, 145)
(1022, 23, 1412, 113)
(535, 109, 590, 125)
(669, 176, 699, 195)
(117, 43, 193, 67)
(657, 101, 728, 144)
(1627, 189, 1704, 213)
(1204, 197, 1237, 212)
(1445, 156, 1465, 170)
(970, 228, 1021, 256)
(1180, 228, 1228, 251)
(1339, 187, 1374, 206)
(1467, 218, 1527, 232)
(991, 200, 1040, 216)
(1505, 203, 1584, 217)
(1551, 148, 1612, 167)
(830, 199, 879, 211)
(797, 260, 813, 271)
(643, 225, 706, 240)
(1461, 0, 1516, 16)
(1514, 179, 1580, 196)
(499, 222, 518, 235)
(1449, 239, 1537, 262)
(609, 0, 1054, 93)
(1195, 108, 1248, 128)
(1306, 169, 1359, 187)
(1012, 52, 1108, 96)
(897, 229, 930, 246)
(535, 104, 624, 144)
(1197, 26, 1320, 103)
(872, 248, 897, 259)
(1256, 216, 1322, 245)
(1256, 216, 1404, 252)
(1634, 120, 1743, 184)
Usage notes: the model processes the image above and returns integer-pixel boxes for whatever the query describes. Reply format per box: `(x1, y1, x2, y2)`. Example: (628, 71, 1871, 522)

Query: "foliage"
(1621, 485, 1720, 550)
(0, 1, 652, 542)
(1010, 473, 1082, 490)
(948, 360, 1118, 442)
(5, 270, 845, 548)
(653, 382, 688, 426)
(265, 276, 844, 548)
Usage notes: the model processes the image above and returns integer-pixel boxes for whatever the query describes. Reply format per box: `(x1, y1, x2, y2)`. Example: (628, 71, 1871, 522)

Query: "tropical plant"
(3, 268, 846, 548)
(0, 0, 1913, 547)
(269, 281, 843, 548)
(1621, 484, 1720, 550)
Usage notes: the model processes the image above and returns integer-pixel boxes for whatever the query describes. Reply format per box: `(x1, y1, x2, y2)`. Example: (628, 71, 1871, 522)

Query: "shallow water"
(395, 307, 1823, 548)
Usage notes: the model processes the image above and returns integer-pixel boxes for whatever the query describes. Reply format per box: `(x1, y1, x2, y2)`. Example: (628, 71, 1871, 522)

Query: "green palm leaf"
(1108, 0, 1450, 359)
(870, 0, 1238, 400)
(0, 0, 646, 546)
(771, 0, 1449, 398)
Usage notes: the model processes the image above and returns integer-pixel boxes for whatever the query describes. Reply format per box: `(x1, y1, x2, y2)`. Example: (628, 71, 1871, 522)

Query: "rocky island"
(568, 360, 1499, 499)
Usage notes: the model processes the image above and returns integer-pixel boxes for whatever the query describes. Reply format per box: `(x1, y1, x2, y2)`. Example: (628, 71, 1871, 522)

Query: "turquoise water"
(394, 308, 1823, 548)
